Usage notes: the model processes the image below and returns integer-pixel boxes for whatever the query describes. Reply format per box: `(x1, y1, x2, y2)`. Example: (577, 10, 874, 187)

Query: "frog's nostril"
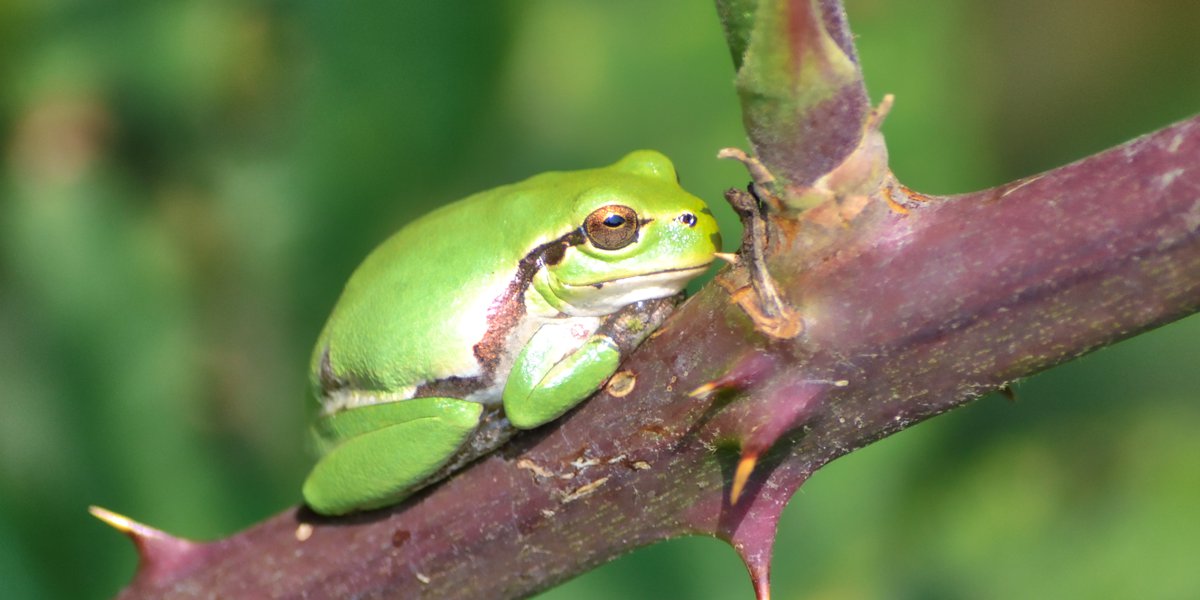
(677, 212, 698, 227)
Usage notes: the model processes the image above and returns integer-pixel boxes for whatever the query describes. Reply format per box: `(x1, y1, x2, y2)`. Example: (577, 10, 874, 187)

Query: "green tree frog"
(302, 150, 721, 515)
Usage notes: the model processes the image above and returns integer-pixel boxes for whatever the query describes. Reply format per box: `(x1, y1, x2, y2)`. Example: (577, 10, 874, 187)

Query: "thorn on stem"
(731, 451, 759, 505)
(688, 353, 778, 399)
(89, 505, 207, 584)
(733, 542, 774, 600)
(998, 384, 1018, 402)
(754, 577, 772, 600)
(868, 93, 895, 129)
(89, 505, 139, 535)
(689, 381, 720, 398)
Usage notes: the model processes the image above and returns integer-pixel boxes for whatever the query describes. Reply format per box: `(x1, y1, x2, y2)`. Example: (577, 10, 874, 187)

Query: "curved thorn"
(89, 505, 139, 535)
(689, 381, 720, 398)
(998, 384, 1018, 402)
(754, 576, 772, 600)
(731, 452, 759, 505)
(89, 505, 207, 584)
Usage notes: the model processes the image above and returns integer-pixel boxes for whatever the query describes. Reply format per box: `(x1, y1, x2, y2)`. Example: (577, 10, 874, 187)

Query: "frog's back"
(313, 172, 585, 398)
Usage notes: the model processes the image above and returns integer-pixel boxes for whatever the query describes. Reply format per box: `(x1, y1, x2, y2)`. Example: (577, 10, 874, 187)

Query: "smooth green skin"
(303, 150, 721, 515)
(304, 399, 484, 513)
(503, 333, 622, 429)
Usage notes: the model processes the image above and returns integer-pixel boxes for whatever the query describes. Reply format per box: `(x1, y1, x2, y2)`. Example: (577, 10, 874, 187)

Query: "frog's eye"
(584, 204, 640, 250)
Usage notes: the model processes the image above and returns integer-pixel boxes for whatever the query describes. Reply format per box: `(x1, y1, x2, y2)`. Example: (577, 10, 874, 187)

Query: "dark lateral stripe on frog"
(316, 227, 588, 401)
(470, 227, 587, 372)
(316, 345, 344, 394)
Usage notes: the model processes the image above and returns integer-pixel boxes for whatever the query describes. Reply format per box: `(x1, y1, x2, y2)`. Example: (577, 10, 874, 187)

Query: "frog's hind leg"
(303, 397, 483, 516)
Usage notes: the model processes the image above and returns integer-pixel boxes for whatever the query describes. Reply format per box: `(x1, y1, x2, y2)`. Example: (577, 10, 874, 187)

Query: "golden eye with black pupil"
(584, 204, 639, 250)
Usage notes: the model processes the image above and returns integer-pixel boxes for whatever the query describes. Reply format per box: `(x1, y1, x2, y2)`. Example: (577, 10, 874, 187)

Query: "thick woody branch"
(110, 112, 1200, 600)
(101, 1, 1200, 597)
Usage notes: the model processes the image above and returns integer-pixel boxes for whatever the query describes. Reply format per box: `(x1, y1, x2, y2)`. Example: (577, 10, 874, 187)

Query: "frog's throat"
(531, 263, 710, 317)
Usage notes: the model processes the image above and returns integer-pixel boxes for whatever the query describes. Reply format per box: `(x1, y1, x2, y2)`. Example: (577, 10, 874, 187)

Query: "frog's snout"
(692, 209, 722, 256)
(708, 231, 723, 255)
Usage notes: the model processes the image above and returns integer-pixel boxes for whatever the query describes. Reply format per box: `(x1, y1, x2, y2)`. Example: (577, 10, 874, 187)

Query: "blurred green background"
(2, 1, 1198, 598)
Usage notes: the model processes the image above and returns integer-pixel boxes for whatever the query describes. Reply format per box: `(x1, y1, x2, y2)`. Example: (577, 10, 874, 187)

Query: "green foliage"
(0, 1, 1197, 598)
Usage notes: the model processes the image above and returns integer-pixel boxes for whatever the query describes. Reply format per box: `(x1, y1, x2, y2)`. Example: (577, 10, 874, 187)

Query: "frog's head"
(536, 150, 722, 316)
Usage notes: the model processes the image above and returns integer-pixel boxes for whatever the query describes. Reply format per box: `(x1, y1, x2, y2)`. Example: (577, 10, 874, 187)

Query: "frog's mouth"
(558, 262, 713, 313)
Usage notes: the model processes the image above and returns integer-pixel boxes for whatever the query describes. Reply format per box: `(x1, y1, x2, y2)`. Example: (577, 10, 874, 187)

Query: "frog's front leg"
(302, 397, 482, 515)
(502, 322, 623, 429)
